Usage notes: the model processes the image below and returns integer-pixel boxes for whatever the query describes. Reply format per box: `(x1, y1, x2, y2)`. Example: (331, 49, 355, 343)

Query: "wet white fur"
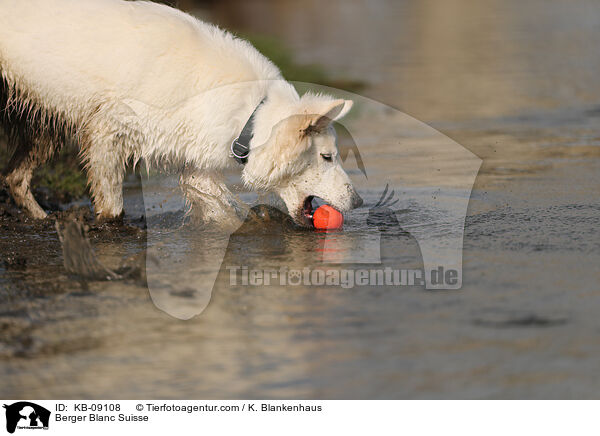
(0, 0, 360, 224)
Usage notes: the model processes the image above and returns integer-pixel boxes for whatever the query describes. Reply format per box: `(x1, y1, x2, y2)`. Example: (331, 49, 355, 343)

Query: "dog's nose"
(352, 194, 363, 209)
(347, 185, 363, 209)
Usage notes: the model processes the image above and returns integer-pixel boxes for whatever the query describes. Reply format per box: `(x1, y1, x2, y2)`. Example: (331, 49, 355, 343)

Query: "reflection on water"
(1, 0, 599, 399)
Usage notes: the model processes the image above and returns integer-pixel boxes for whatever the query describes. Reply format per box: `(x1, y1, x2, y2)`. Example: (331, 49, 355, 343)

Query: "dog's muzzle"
(347, 184, 363, 209)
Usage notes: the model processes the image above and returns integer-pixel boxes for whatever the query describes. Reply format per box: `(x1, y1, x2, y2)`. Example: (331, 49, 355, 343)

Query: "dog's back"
(0, 0, 276, 117)
(0, 0, 281, 219)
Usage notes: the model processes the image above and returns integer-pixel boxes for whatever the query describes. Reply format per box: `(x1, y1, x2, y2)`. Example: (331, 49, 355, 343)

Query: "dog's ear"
(304, 99, 353, 134)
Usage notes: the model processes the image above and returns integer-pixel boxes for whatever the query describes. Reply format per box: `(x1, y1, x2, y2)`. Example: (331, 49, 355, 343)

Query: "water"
(1, 0, 600, 399)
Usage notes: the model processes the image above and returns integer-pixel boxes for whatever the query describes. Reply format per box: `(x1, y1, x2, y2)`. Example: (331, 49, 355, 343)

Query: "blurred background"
(172, 0, 600, 122)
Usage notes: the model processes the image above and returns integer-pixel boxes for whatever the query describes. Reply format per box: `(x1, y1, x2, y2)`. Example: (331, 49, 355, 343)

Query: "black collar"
(231, 98, 266, 165)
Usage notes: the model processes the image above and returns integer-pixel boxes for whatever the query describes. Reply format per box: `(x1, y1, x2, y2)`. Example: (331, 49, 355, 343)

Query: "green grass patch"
(242, 33, 366, 93)
(32, 147, 88, 202)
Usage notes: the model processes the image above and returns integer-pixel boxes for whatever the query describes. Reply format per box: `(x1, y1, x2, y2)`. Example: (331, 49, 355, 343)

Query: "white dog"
(0, 0, 362, 226)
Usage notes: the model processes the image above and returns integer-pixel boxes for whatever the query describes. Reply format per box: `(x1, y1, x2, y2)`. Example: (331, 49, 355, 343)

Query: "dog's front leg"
(180, 168, 247, 228)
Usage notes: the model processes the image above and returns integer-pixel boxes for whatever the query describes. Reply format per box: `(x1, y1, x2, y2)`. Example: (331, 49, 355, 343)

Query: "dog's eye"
(320, 153, 333, 162)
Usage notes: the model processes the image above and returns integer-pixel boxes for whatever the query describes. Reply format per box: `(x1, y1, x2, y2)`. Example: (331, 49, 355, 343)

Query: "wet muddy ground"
(1, 150, 598, 399)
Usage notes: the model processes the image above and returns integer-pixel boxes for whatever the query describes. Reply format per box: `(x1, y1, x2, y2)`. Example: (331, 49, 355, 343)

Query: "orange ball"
(312, 205, 344, 230)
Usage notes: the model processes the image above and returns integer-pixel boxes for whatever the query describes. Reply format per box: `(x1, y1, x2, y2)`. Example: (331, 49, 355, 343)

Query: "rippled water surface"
(1, 0, 599, 399)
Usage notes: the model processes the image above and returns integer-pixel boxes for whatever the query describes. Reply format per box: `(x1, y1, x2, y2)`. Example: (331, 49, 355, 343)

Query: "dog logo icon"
(3, 402, 50, 434)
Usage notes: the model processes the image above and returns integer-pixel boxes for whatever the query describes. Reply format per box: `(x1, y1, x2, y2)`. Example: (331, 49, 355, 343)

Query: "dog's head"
(243, 93, 363, 227)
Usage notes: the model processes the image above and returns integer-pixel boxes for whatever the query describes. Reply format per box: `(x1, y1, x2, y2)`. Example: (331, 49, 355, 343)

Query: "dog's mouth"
(302, 196, 314, 218)
(296, 195, 324, 228)
(297, 195, 315, 227)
